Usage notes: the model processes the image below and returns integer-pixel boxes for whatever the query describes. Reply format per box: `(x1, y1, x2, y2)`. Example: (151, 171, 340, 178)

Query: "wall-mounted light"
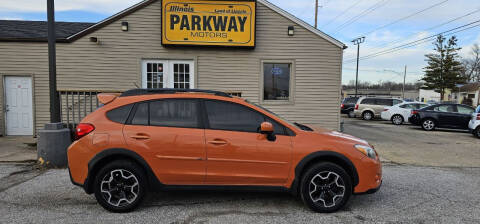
(121, 21, 128, 31)
(89, 36, 98, 43)
(288, 26, 294, 36)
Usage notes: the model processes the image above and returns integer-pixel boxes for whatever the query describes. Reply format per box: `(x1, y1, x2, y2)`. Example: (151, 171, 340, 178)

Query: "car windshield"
(245, 100, 301, 130)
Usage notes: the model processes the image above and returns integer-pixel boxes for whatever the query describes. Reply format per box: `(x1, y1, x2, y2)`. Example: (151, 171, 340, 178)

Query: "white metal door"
(142, 60, 194, 89)
(4, 76, 33, 135)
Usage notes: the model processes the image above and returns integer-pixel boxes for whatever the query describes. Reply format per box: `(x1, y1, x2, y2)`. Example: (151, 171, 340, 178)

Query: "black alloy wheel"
(300, 162, 352, 213)
(94, 160, 147, 213)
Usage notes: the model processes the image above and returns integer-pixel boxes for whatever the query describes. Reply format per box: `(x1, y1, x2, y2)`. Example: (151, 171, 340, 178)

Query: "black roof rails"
(120, 88, 232, 98)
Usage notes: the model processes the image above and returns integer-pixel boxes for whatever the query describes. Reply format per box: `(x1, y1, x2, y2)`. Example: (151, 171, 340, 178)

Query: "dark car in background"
(341, 97, 359, 117)
(409, 104, 475, 131)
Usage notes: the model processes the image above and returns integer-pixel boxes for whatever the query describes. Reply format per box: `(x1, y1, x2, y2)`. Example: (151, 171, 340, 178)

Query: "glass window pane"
(205, 100, 264, 132)
(106, 104, 133, 124)
(457, 105, 474, 114)
(435, 105, 455, 112)
(150, 99, 199, 128)
(265, 117, 286, 135)
(131, 102, 148, 125)
(263, 63, 290, 100)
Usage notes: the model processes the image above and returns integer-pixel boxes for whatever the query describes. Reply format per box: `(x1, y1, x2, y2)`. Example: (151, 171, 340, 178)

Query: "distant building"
(418, 89, 441, 103)
(452, 82, 480, 107)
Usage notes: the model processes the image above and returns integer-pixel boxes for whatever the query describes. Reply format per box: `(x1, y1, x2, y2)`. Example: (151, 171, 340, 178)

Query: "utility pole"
(47, 0, 60, 123)
(403, 65, 407, 99)
(38, 0, 71, 168)
(352, 37, 365, 97)
(315, 0, 318, 28)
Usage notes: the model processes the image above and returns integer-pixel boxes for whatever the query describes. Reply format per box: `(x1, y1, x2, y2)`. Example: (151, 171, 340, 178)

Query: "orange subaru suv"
(67, 89, 381, 213)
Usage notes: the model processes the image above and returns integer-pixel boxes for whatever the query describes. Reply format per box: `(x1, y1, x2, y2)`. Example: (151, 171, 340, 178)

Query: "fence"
(58, 90, 122, 129)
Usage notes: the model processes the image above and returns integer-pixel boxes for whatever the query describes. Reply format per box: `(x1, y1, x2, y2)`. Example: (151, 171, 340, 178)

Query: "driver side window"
(204, 100, 286, 135)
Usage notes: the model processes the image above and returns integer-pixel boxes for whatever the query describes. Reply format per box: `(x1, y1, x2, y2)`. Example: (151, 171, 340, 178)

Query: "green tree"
(422, 35, 465, 100)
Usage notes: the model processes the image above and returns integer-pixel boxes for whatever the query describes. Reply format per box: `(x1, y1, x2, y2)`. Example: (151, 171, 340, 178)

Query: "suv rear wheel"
(300, 162, 352, 213)
(362, 111, 374, 120)
(94, 160, 147, 213)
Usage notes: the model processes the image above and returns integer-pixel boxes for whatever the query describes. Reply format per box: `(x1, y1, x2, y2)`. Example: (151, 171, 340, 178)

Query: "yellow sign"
(162, 0, 256, 47)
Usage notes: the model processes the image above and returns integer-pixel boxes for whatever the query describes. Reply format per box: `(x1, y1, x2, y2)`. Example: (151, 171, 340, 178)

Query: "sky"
(1, 0, 480, 85)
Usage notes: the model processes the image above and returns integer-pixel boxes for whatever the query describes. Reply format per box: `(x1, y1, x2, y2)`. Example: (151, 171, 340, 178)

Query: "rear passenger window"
(150, 99, 200, 128)
(106, 104, 133, 124)
(131, 102, 149, 125)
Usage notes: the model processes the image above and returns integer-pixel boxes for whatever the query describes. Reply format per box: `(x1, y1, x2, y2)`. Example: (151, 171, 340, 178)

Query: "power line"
(370, 8, 480, 49)
(333, 0, 390, 33)
(361, 0, 449, 36)
(343, 20, 480, 63)
(322, 0, 364, 28)
(358, 23, 480, 61)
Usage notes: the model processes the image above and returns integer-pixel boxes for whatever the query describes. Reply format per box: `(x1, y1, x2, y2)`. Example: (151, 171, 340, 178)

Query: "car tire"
(474, 127, 480, 139)
(348, 111, 355, 118)
(421, 119, 436, 131)
(94, 160, 147, 213)
(362, 111, 374, 121)
(391, 115, 404, 125)
(300, 162, 352, 213)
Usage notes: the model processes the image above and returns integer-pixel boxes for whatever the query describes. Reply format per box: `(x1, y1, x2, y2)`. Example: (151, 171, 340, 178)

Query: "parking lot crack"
(0, 165, 46, 193)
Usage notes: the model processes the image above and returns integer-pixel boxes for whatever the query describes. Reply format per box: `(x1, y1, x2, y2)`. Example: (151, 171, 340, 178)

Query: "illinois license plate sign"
(162, 0, 256, 47)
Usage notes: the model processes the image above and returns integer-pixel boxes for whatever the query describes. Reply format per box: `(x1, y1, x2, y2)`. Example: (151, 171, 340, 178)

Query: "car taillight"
(383, 108, 389, 111)
(341, 104, 344, 109)
(75, 123, 95, 140)
(411, 110, 418, 115)
(477, 114, 480, 120)
(355, 104, 359, 110)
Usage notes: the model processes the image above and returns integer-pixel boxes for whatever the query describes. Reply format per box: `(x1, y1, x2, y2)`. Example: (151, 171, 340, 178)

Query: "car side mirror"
(260, 122, 276, 141)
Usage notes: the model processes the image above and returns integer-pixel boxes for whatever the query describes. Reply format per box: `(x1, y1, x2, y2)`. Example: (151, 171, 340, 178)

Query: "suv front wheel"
(300, 162, 352, 213)
(93, 160, 147, 213)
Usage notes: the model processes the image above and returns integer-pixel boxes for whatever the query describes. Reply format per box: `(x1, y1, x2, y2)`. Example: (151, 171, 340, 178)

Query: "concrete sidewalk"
(0, 136, 37, 162)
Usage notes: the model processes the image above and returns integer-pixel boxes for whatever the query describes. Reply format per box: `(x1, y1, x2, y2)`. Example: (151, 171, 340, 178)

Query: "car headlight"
(354, 144, 377, 159)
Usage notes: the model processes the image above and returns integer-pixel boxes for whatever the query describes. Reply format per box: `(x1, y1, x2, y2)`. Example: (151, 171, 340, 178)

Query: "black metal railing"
(58, 90, 121, 130)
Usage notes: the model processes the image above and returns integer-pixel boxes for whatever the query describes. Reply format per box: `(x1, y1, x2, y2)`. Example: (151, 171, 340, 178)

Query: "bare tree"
(461, 43, 480, 82)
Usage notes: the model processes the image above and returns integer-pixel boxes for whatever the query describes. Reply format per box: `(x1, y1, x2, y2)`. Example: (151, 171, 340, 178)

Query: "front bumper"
(409, 115, 420, 125)
(355, 180, 382, 195)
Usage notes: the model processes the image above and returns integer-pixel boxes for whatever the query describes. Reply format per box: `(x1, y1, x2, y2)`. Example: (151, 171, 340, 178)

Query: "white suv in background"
(381, 102, 429, 125)
(469, 106, 480, 138)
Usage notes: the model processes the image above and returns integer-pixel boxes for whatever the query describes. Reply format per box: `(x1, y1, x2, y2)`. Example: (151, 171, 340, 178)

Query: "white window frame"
(259, 59, 295, 105)
(141, 60, 194, 89)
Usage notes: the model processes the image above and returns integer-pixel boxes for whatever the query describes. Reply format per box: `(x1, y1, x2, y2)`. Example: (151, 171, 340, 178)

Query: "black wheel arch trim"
(84, 148, 163, 194)
(290, 151, 359, 195)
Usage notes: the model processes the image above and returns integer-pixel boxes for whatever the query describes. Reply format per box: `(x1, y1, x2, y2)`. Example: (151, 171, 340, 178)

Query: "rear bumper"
(341, 108, 353, 114)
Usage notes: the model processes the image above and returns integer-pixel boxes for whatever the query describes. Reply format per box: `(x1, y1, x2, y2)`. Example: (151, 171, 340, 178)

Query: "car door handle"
(131, 134, 150, 140)
(208, 139, 228, 145)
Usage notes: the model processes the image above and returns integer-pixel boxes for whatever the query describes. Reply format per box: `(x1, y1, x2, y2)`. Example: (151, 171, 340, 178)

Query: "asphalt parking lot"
(0, 163, 479, 224)
(342, 116, 480, 167)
